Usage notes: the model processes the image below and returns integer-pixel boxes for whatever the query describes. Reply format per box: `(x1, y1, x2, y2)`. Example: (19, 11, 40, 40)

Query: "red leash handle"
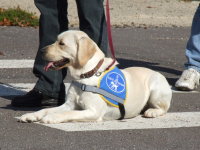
(106, 0, 116, 69)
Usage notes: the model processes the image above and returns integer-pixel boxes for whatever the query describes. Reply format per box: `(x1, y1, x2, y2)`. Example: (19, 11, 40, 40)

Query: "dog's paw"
(144, 108, 165, 118)
(19, 112, 42, 123)
(40, 114, 63, 124)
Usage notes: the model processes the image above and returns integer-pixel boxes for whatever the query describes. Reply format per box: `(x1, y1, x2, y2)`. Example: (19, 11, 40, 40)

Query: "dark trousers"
(33, 0, 108, 99)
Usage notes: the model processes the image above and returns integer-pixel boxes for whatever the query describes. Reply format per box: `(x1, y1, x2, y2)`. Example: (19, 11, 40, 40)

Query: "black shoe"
(11, 89, 65, 107)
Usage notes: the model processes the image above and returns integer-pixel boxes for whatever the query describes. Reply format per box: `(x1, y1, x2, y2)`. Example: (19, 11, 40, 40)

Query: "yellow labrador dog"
(19, 30, 172, 124)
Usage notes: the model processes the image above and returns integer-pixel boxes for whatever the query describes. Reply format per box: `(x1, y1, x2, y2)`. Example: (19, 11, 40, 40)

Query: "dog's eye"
(59, 41, 65, 46)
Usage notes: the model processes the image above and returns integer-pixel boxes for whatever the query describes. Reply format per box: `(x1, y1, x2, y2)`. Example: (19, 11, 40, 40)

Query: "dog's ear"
(76, 37, 97, 68)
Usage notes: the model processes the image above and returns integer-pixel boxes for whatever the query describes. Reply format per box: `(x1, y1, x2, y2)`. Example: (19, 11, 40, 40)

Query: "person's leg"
(33, 0, 68, 99)
(175, 5, 200, 90)
(12, 0, 68, 106)
(75, 0, 108, 54)
(185, 5, 200, 72)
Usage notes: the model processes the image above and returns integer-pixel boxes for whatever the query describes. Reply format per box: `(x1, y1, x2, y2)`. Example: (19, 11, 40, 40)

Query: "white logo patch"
(106, 72, 125, 93)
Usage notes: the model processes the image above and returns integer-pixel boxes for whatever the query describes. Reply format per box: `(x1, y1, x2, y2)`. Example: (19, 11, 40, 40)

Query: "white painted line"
(0, 83, 199, 96)
(0, 59, 34, 68)
(0, 59, 199, 93)
(171, 86, 199, 93)
(0, 83, 70, 96)
(7, 83, 200, 131)
(38, 112, 200, 132)
(171, 89, 199, 93)
(1, 82, 200, 97)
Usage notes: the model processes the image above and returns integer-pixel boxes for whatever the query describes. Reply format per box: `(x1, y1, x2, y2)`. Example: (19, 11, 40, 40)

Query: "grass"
(0, 1, 198, 27)
(0, 7, 39, 27)
(181, 0, 200, 1)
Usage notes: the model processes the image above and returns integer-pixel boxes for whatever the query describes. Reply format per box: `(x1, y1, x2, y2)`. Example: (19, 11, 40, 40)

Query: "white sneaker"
(175, 68, 200, 91)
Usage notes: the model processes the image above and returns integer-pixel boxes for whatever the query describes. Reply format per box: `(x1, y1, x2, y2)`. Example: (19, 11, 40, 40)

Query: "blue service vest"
(98, 67, 127, 107)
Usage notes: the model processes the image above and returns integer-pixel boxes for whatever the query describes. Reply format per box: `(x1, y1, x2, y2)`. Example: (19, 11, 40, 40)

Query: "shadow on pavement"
(0, 104, 42, 112)
(0, 83, 27, 101)
(117, 58, 181, 85)
(0, 83, 42, 111)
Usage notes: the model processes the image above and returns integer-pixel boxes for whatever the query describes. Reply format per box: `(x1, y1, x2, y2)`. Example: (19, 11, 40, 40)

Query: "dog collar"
(80, 59, 104, 79)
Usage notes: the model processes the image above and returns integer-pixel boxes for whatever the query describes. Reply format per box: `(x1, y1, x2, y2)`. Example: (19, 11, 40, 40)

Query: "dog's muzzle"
(44, 58, 70, 71)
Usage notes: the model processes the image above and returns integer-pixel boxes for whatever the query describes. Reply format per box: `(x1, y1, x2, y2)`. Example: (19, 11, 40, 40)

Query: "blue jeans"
(185, 5, 200, 72)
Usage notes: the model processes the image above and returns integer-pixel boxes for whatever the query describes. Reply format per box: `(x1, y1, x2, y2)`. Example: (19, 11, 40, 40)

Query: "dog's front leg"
(19, 86, 77, 123)
(40, 92, 107, 123)
(40, 109, 102, 124)
(19, 104, 72, 123)
(41, 97, 107, 123)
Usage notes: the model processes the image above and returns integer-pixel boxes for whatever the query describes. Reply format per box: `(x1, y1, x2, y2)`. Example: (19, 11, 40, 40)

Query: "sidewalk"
(0, 0, 199, 27)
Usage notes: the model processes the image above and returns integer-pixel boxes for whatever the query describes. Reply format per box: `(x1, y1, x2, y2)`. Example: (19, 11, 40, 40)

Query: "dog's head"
(43, 30, 100, 71)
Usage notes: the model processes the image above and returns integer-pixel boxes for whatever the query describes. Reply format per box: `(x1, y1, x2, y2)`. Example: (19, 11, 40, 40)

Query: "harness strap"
(118, 103, 125, 120)
(72, 81, 125, 120)
(72, 81, 124, 104)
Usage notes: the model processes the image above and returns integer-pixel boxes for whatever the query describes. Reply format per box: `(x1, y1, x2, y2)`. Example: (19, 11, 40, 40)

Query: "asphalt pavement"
(0, 26, 200, 150)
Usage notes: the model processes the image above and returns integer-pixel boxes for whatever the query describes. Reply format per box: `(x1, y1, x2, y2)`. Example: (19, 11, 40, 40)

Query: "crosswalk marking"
(171, 86, 199, 93)
(0, 83, 70, 96)
(0, 83, 199, 96)
(35, 112, 200, 131)
(0, 59, 34, 68)
(1, 81, 199, 131)
(0, 59, 199, 97)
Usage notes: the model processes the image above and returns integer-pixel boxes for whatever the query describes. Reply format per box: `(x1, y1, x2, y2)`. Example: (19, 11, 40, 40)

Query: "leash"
(106, 0, 125, 120)
(105, 0, 116, 70)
